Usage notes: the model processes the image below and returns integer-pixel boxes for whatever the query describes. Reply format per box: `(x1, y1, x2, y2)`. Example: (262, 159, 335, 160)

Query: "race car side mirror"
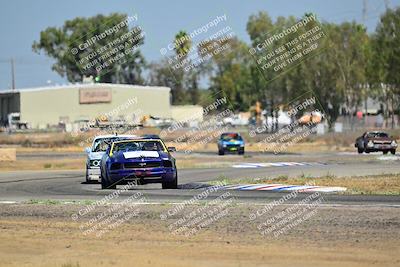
(167, 147, 176, 152)
(85, 147, 91, 154)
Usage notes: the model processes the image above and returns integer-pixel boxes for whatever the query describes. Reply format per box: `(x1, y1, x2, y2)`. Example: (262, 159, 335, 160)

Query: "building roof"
(0, 83, 170, 94)
(92, 134, 139, 140)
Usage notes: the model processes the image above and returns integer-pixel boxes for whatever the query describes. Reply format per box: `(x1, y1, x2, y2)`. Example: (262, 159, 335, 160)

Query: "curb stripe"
(255, 184, 283, 190)
(212, 183, 346, 193)
(232, 162, 327, 168)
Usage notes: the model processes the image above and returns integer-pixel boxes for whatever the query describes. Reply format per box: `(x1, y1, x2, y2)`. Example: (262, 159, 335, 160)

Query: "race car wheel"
(218, 149, 225, 155)
(357, 147, 364, 154)
(101, 173, 116, 189)
(391, 149, 396, 155)
(238, 149, 245, 155)
(383, 150, 388, 154)
(162, 173, 178, 189)
(101, 180, 116, 190)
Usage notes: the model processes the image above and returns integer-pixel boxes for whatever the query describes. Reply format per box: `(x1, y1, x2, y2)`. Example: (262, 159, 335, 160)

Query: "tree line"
(33, 8, 400, 128)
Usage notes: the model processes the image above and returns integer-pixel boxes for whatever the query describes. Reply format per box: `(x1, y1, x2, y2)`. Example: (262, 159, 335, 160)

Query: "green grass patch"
(27, 199, 62, 205)
(61, 262, 80, 267)
(26, 199, 97, 205)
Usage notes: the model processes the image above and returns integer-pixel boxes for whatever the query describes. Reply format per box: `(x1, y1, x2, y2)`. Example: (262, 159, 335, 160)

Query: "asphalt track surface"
(1, 153, 400, 206)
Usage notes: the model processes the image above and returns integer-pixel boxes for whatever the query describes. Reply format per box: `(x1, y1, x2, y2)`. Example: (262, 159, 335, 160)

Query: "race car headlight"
(110, 163, 122, 170)
(163, 160, 173, 167)
(90, 159, 101, 167)
(367, 140, 374, 147)
(222, 143, 227, 147)
(391, 140, 397, 147)
(240, 143, 244, 147)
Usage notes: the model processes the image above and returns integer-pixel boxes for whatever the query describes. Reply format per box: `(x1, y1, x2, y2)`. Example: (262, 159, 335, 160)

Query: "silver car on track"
(85, 134, 137, 182)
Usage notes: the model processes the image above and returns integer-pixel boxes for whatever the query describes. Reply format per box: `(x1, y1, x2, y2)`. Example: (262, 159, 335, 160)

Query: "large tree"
(331, 22, 369, 129)
(32, 13, 146, 84)
(370, 7, 400, 128)
(150, 30, 203, 105)
(198, 36, 253, 111)
(173, 30, 200, 105)
(245, 11, 371, 130)
(246, 12, 311, 129)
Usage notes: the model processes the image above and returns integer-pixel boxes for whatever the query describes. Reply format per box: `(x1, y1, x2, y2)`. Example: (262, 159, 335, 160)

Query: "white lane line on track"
(0, 201, 18, 204)
(232, 162, 328, 168)
(1, 200, 399, 208)
(377, 155, 400, 161)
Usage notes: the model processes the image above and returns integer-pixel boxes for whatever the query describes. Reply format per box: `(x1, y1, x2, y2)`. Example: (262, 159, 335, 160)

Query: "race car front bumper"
(108, 167, 176, 184)
(86, 167, 101, 181)
(366, 143, 396, 151)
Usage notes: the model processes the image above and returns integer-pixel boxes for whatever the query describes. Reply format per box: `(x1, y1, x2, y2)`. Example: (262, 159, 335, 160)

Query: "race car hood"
(87, 151, 105, 160)
(112, 151, 170, 161)
(222, 139, 244, 145)
(123, 151, 160, 159)
(366, 137, 393, 142)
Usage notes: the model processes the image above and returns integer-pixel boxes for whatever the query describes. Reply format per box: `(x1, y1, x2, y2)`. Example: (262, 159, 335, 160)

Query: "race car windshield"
(221, 134, 242, 141)
(92, 137, 124, 152)
(367, 132, 389, 138)
(112, 141, 165, 153)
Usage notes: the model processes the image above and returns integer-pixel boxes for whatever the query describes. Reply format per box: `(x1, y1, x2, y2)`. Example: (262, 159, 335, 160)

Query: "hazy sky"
(0, 0, 398, 90)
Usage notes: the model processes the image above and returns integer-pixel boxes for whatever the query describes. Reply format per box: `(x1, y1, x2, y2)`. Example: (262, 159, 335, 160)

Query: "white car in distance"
(85, 134, 137, 182)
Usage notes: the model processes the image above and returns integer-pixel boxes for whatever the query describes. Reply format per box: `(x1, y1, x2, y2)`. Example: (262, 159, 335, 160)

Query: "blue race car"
(100, 138, 177, 189)
(217, 132, 245, 155)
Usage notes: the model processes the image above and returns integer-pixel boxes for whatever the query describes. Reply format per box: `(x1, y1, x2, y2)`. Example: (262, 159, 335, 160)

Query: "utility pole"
(384, 0, 390, 10)
(11, 58, 15, 90)
(362, 0, 367, 22)
(363, 0, 368, 127)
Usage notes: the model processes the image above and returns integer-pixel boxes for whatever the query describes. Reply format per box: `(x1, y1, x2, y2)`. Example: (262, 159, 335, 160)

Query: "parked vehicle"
(7, 113, 29, 130)
(355, 131, 397, 154)
(223, 115, 248, 127)
(298, 111, 323, 125)
(142, 115, 174, 128)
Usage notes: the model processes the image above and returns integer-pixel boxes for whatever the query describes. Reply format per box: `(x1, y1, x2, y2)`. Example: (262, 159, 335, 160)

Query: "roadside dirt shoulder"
(0, 203, 399, 267)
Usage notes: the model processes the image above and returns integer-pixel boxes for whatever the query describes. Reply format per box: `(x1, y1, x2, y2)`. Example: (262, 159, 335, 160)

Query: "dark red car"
(355, 131, 397, 154)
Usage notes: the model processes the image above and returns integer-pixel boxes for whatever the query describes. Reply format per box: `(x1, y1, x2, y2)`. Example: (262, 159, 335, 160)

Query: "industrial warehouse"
(0, 83, 203, 130)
